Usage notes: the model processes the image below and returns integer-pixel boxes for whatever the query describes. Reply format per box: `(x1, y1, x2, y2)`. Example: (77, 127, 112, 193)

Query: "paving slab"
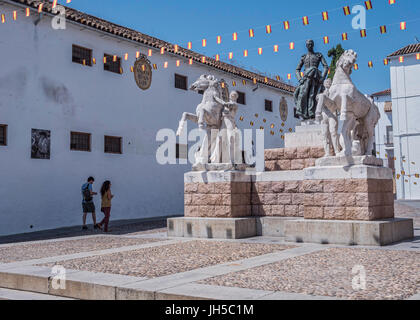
(0, 288, 74, 300)
(156, 283, 273, 300)
(259, 291, 338, 300)
(407, 292, 420, 300)
(0, 265, 76, 294)
(48, 270, 146, 300)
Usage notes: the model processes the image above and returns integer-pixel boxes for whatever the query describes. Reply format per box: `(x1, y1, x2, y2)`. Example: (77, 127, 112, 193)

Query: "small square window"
(176, 143, 188, 159)
(175, 74, 188, 90)
(237, 91, 246, 105)
(265, 99, 273, 112)
(104, 54, 122, 74)
(70, 132, 91, 152)
(72, 45, 92, 66)
(0, 125, 7, 146)
(104, 136, 122, 154)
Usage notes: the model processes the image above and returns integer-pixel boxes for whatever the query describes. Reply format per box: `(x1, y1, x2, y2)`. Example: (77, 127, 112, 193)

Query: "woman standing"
(98, 180, 114, 232)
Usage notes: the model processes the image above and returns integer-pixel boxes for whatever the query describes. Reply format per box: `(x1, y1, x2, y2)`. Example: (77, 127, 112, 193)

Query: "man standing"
(81, 176, 99, 230)
(294, 39, 329, 120)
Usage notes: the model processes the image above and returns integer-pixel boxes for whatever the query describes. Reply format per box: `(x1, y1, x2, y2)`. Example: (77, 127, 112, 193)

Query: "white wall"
(373, 94, 393, 168)
(390, 53, 420, 200)
(0, 3, 297, 235)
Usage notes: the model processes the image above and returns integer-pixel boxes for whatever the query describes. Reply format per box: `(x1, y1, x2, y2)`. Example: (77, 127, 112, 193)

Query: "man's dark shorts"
(82, 202, 95, 213)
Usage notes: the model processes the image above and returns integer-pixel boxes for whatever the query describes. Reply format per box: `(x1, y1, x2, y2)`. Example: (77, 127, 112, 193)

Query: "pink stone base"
(303, 179, 394, 221)
(184, 182, 251, 218)
(264, 147, 324, 171)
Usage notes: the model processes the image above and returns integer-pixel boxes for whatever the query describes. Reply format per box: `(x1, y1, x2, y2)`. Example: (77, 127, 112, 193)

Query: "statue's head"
(336, 49, 358, 74)
(230, 91, 239, 102)
(306, 39, 314, 51)
(323, 78, 332, 89)
(189, 74, 218, 92)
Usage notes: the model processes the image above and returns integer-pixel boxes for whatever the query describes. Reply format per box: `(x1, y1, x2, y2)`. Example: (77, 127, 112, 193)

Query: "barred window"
(104, 54, 122, 74)
(0, 125, 7, 146)
(72, 45, 92, 66)
(104, 136, 122, 154)
(175, 74, 188, 90)
(265, 99, 273, 112)
(237, 91, 246, 105)
(70, 132, 91, 152)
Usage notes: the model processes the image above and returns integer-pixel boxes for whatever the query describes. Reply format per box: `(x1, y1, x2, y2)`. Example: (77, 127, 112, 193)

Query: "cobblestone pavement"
(0, 236, 163, 263)
(40, 241, 293, 278)
(199, 247, 420, 300)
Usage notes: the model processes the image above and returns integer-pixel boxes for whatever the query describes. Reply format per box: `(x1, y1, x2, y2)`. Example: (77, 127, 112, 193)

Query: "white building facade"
(0, 0, 297, 236)
(372, 89, 394, 172)
(388, 43, 420, 200)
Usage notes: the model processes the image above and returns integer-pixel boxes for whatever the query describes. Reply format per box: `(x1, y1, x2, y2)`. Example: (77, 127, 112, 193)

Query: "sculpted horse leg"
(338, 95, 357, 156)
(197, 107, 206, 130)
(363, 102, 380, 156)
(328, 112, 341, 155)
(176, 112, 198, 136)
(321, 111, 333, 157)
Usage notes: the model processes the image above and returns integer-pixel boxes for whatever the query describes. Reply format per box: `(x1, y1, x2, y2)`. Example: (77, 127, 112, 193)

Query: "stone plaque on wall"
(279, 97, 288, 122)
(31, 129, 50, 159)
(133, 54, 152, 90)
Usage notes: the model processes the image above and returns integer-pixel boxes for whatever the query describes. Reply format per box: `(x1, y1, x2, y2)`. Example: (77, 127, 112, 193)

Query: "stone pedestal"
(285, 122, 324, 148)
(168, 217, 256, 239)
(169, 150, 413, 245)
(184, 171, 252, 218)
(167, 216, 414, 245)
(303, 156, 394, 221)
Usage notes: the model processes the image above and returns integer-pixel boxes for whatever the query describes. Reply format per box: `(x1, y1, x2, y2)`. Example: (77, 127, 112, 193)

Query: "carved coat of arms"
(279, 97, 288, 122)
(133, 54, 152, 90)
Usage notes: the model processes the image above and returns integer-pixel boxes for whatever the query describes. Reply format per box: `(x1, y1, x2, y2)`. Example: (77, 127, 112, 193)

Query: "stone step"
(168, 216, 414, 246)
(0, 267, 209, 300)
(264, 147, 325, 171)
(0, 287, 74, 300)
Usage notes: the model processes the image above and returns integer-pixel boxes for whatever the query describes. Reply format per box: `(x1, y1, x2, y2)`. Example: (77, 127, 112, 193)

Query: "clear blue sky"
(66, 0, 420, 94)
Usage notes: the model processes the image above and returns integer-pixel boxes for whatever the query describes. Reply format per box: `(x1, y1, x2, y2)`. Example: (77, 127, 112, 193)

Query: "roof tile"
(388, 43, 420, 57)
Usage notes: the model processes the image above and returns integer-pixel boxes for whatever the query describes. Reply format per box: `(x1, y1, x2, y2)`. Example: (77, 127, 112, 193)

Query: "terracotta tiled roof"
(371, 89, 391, 97)
(8, 0, 295, 93)
(388, 43, 420, 57)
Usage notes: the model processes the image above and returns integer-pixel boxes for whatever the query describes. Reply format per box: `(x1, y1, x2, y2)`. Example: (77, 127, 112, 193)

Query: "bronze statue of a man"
(294, 39, 328, 120)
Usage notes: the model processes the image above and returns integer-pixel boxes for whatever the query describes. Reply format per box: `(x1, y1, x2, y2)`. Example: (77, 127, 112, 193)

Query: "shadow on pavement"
(0, 216, 178, 245)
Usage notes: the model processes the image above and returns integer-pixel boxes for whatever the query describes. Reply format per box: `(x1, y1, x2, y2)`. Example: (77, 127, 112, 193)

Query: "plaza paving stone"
(199, 247, 420, 300)
(40, 241, 293, 278)
(0, 236, 163, 263)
